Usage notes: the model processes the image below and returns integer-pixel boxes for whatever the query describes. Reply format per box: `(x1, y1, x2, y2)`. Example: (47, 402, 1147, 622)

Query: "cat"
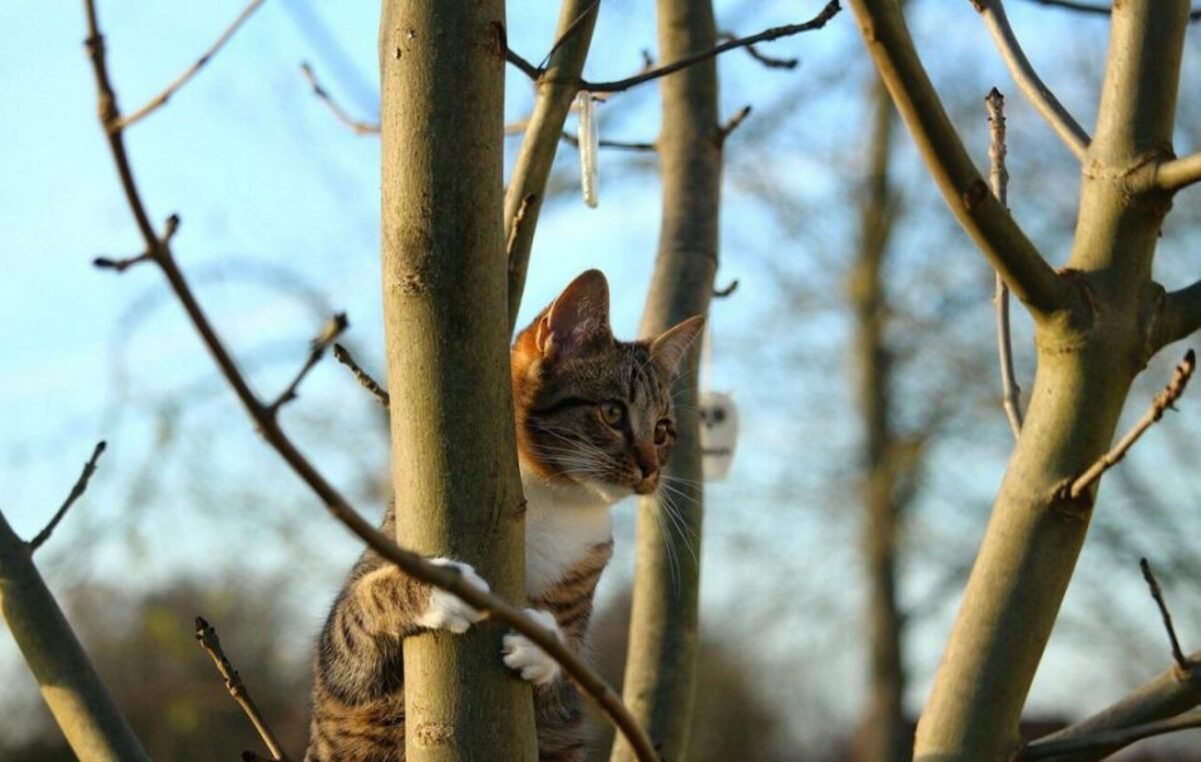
(304, 269, 703, 761)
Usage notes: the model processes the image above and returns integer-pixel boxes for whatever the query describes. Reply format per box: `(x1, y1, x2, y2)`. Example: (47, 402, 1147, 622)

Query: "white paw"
(502, 608, 564, 685)
(415, 558, 490, 635)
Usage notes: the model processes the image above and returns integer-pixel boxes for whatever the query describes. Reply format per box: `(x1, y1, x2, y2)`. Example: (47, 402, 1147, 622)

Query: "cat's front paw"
(415, 558, 490, 635)
(502, 608, 565, 685)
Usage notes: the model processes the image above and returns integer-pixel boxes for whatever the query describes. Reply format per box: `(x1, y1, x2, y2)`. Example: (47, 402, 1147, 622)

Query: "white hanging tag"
(577, 90, 599, 208)
(698, 321, 739, 481)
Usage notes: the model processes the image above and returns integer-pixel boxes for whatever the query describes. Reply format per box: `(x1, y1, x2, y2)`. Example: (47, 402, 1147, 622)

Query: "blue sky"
(4, 0, 1201, 749)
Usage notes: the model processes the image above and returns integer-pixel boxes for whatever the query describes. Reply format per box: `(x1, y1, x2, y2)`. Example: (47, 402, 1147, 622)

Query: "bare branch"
(85, 4, 653, 756)
(194, 617, 289, 761)
(560, 130, 658, 152)
(584, 0, 841, 93)
(1021, 711, 1201, 760)
(1067, 349, 1196, 499)
(505, 47, 543, 81)
(986, 88, 1023, 438)
(298, 62, 380, 136)
(846, 0, 1074, 319)
(28, 441, 107, 552)
(1141, 558, 1189, 672)
(267, 313, 348, 416)
(713, 279, 739, 298)
(718, 31, 798, 69)
(974, 0, 1090, 159)
(1154, 280, 1201, 351)
(115, 0, 267, 129)
(1155, 152, 1201, 193)
(505, 0, 603, 330)
(332, 344, 390, 407)
(1016, 0, 1201, 21)
(717, 105, 753, 144)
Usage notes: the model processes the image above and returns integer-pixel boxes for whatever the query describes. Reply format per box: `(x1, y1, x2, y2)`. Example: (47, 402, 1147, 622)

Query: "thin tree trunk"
(378, 3, 536, 760)
(0, 511, 149, 761)
(610, 0, 720, 759)
(908, 2, 1190, 758)
(849, 73, 909, 762)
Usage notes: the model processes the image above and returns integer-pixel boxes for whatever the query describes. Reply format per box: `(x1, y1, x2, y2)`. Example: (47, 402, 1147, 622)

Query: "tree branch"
(1155, 279, 1201, 351)
(1021, 711, 1201, 760)
(1140, 558, 1189, 672)
(986, 89, 1024, 438)
(1067, 349, 1195, 499)
(505, 0, 603, 331)
(84, 3, 654, 757)
(28, 441, 106, 552)
(332, 343, 389, 407)
(266, 312, 347, 417)
(1154, 151, 1201, 193)
(974, 0, 1090, 160)
(1016, 0, 1201, 21)
(115, 0, 266, 129)
(718, 32, 798, 69)
(0, 509, 149, 759)
(298, 62, 380, 136)
(582, 0, 841, 93)
(846, 0, 1075, 319)
(194, 617, 290, 761)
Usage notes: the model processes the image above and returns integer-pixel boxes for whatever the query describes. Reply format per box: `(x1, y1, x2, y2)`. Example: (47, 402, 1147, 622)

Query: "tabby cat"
(305, 269, 703, 761)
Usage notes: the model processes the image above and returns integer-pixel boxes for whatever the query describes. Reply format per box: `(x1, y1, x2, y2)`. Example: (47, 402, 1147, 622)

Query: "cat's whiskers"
(655, 485, 699, 568)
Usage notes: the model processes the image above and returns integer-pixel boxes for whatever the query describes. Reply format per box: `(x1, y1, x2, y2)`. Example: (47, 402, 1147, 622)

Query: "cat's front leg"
(502, 608, 566, 685)
(352, 556, 490, 638)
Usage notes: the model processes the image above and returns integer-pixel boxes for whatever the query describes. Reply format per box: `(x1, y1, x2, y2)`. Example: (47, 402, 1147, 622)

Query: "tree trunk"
(378, 3, 536, 760)
(908, 2, 1190, 759)
(849, 73, 909, 762)
(611, 0, 720, 759)
(0, 511, 149, 761)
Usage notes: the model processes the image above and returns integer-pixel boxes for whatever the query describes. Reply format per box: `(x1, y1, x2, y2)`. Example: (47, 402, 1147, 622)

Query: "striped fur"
(305, 271, 701, 761)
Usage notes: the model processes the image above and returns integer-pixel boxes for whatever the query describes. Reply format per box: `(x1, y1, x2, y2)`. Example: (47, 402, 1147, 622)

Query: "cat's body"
(305, 270, 702, 762)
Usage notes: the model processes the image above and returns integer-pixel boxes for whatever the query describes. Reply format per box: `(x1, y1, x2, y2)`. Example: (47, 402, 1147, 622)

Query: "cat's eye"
(599, 401, 626, 427)
(654, 419, 672, 445)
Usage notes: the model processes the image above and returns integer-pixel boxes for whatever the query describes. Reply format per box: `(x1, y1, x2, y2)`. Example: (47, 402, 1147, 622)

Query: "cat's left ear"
(649, 315, 705, 377)
(535, 269, 614, 362)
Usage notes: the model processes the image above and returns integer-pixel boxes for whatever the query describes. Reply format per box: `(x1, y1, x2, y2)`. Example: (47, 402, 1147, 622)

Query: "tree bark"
(0, 511, 149, 761)
(907, 2, 1190, 759)
(378, 3, 536, 760)
(610, 0, 720, 759)
(849, 72, 909, 762)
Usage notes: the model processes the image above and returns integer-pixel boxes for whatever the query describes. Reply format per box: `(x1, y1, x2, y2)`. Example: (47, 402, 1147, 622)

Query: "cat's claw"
(415, 558, 490, 635)
(502, 608, 564, 685)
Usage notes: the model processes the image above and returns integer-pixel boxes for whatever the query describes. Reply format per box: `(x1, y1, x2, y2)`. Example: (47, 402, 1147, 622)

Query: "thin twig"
(717, 105, 753, 144)
(1020, 711, 1201, 759)
(194, 617, 289, 761)
(582, 0, 841, 93)
(1141, 558, 1189, 672)
(539, 0, 601, 69)
(115, 0, 267, 129)
(713, 279, 739, 298)
(84, 5, 653, 756)
(974, 0, 1090, 159)
(298, 62, 380, 136)
(332, 344, 390, 407)
(28, 442, 107, 551)
(1016, 0, 1201, 21)
(718, 32, 799, 69)
(505, 47, 543, 81)
(267, 313, 348, 416)
(560, 131, 657, 152)
(986, 88, 1023, 438)
(1155, 152, 1201, 194)
(506, 194, 536, 264)
(1068, 349, 1196, 499)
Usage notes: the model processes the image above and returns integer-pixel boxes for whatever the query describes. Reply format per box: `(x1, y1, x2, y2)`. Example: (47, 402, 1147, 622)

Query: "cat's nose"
(633, 449, 658, 493)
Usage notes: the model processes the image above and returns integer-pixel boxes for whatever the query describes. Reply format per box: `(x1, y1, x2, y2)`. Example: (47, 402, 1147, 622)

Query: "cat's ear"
(535, 269, 613, 361)
(649, 315, 705, 377)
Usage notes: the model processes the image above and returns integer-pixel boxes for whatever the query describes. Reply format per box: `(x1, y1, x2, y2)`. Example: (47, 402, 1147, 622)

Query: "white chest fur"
(521, 471, 616, 597)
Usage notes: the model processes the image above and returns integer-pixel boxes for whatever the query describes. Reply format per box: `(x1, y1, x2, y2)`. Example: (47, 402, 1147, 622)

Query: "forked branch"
(973, 0, 1090, 159)
(846, 0, 1074, 319)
